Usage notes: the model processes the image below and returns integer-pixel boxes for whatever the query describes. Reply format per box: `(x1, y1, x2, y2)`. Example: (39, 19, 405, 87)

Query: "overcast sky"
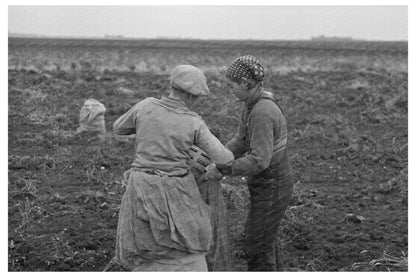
(8, 5, 408, 40)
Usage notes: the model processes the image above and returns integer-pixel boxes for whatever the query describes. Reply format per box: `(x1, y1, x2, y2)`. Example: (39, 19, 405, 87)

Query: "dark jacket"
(226, 88, 288, 177)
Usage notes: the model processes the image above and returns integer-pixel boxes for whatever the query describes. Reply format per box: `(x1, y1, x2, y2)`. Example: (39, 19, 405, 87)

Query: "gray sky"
(8, 5, 408, 40)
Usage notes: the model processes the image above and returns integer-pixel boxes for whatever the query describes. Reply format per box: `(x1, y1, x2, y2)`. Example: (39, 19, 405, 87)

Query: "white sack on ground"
(77, 99, 106, 133)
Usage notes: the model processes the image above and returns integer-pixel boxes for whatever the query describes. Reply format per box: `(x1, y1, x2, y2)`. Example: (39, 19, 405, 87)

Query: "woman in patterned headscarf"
(216, 55, 294, 271)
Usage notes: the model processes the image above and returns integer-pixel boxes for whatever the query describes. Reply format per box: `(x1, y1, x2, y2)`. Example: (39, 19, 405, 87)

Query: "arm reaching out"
(195, 121, 234, 167)
(113, 103, 139, 135)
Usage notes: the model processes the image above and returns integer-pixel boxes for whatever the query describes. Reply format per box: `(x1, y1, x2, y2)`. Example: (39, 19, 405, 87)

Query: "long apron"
(112, 168, 212, 271)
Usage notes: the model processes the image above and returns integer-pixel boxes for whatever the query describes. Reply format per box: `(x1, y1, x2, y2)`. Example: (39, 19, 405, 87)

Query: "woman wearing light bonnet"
(106, 65, 234, 271)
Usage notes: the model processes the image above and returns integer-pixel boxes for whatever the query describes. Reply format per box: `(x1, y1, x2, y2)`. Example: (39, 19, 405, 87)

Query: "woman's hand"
(202, 163, 223, 180)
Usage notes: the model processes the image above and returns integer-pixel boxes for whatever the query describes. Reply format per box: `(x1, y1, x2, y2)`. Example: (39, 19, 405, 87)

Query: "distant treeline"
(311, 35, 358, 41)
(8, 36, 407, 54)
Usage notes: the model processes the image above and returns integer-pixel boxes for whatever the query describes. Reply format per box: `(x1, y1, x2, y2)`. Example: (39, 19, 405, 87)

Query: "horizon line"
(7, 33, 409, 42)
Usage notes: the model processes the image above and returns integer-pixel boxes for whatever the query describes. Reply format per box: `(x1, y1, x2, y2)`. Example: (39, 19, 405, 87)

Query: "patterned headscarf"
(226, 55, 264, 82)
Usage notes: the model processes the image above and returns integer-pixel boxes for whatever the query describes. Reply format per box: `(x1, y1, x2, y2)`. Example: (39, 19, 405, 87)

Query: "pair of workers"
(108, 55, 294, 271)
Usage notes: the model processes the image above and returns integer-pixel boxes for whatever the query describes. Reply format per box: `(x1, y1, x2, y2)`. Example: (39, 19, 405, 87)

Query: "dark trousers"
(244, 160, 293, 271)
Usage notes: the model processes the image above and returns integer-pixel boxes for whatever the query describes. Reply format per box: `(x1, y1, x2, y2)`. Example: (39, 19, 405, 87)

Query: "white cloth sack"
(77, 99, 106, 133)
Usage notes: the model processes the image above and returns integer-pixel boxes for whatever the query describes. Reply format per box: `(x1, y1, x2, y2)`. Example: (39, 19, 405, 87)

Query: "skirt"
(112, 168, 212, 271)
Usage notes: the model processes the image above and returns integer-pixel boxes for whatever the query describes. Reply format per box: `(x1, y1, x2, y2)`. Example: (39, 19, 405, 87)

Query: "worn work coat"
(112, 96, 233, 271)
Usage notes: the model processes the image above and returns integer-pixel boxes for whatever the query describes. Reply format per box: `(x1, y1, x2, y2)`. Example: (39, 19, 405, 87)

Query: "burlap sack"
(77, 99, 106, 133)
(189, 145, 232, 271)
